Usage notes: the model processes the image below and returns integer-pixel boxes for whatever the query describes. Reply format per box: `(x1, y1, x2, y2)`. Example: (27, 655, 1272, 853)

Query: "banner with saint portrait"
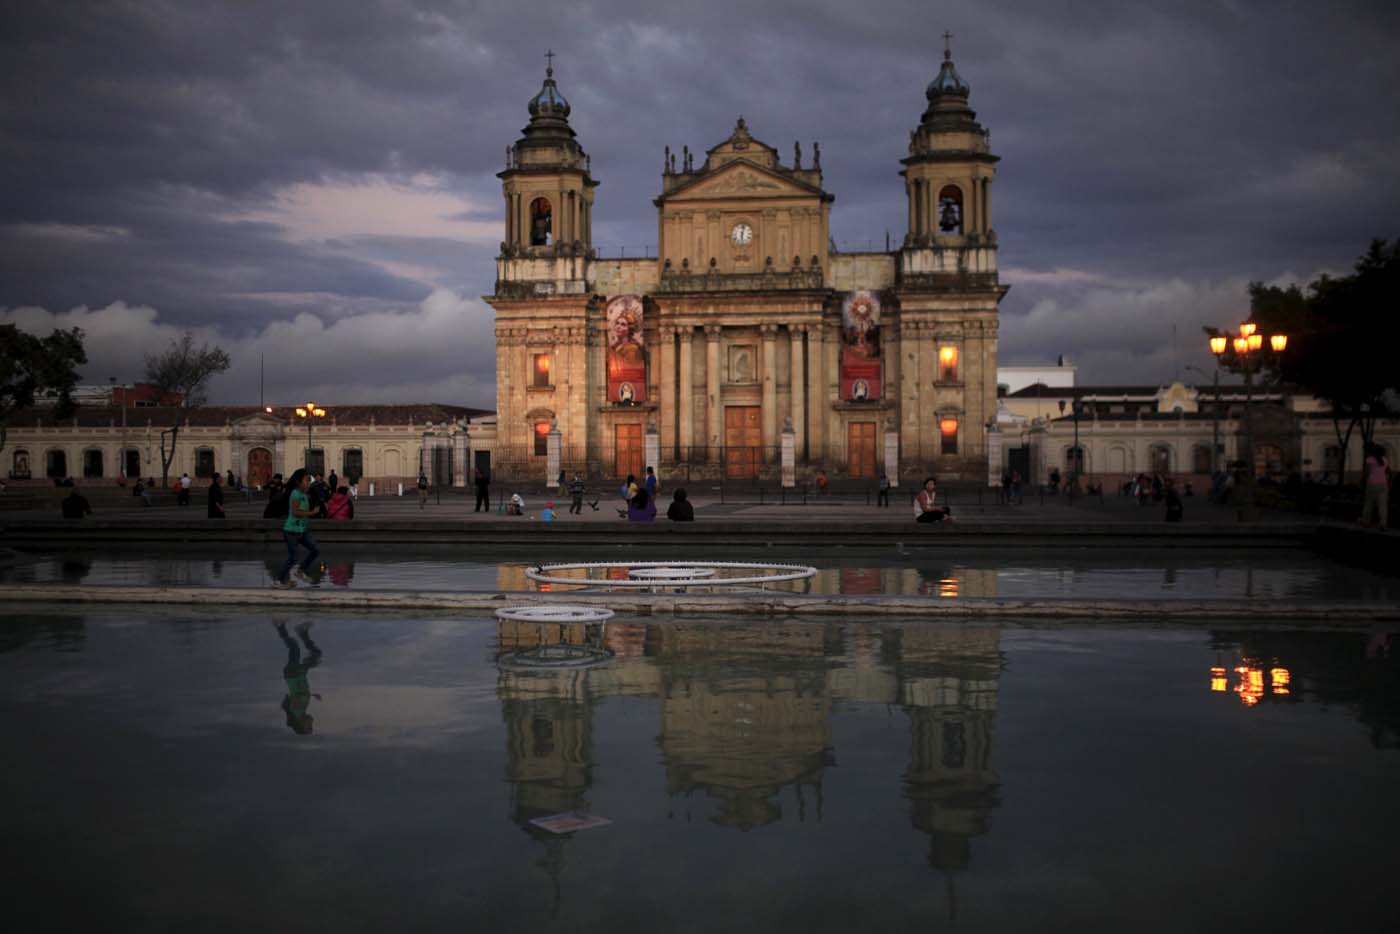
(840, 290, 883, 401)
(605, 294, 647, 403)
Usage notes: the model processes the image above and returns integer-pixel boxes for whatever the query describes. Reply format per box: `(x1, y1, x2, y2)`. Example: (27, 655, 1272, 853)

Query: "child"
(542, 501, 556, 522)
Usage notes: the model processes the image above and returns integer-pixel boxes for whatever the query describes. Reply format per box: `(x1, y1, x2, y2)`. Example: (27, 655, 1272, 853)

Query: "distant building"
(997, 357, 1076, 396)
(4, 404, 490, 487)
(993, 380, 1399, 486)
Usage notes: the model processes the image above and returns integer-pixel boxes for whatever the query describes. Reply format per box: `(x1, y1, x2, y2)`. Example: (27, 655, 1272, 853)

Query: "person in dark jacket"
(61, 487, 92, 519)
(208, 472, 225, 518)
(474, 469, 491, 512)
(627, 490, 657, 522)
(1164, 478, 1184, 522)
(666, 488, 695, 522)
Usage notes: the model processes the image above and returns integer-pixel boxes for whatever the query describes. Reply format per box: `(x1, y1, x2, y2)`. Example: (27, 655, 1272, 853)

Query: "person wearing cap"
(542, 501, 556, 522)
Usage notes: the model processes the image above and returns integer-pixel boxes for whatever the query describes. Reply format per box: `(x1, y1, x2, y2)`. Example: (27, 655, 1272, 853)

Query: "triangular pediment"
(664, 159, 822, 202)
(231, 412, 284, 428)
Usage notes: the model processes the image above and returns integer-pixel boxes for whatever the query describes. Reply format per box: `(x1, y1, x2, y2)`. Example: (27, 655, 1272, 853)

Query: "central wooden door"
(848, 422, 876, 479)
(724, 406, 761, 479)
(247, 447, 273, 488)
(615, 423, 643, 480)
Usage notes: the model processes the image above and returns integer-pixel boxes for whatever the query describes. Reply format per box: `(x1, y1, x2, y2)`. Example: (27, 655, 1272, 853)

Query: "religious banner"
(840, 290, 882, 401)
(605, 294, 647, 403)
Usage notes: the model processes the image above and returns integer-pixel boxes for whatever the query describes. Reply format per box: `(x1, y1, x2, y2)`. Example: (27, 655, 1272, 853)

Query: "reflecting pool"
(2, 609, 1397, 931)
(4, 543, 1398, 601)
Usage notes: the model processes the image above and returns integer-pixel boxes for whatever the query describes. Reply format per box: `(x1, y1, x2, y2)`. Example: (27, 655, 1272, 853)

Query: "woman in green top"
(279, 469, 321, 587)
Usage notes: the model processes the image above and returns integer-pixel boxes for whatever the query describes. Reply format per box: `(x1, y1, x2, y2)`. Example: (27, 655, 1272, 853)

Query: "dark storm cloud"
(2, 0, 1398, 402)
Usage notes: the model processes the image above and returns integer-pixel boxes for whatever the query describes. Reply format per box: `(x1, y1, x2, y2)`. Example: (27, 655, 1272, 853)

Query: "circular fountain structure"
(525, 560, 818, 591)
(495, 604, 616, 670)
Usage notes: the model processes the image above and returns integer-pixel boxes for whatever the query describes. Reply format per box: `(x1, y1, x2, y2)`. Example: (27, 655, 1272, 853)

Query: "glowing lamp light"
(1247, 333, 1263, 351)
(1240, 322, 1257, 337)
(264, 406, 273, 414)
(1233, 337, 1249, 354)
(1270, 334, 1288, 352)
(313, 407, 326, 417)
(1209, 336, 1228, 355)
(295, 407, 307, 417)
(939, 346, 957, 363)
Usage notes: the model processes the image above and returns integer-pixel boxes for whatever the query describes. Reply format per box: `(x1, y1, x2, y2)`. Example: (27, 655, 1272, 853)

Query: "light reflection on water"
(4, 545, 1398, 601)
(1, 611, 1398, 931)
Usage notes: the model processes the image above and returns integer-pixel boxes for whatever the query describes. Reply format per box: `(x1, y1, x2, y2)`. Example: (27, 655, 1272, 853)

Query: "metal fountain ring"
(525, 560, 818, 589)
(495, 605, 616, 623)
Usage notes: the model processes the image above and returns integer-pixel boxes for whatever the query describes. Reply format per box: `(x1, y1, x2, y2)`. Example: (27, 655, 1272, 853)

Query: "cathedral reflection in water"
(497, 619, 1002, 904)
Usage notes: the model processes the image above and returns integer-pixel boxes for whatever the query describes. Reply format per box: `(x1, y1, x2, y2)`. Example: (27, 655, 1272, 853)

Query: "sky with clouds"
(2, 0, 1397, 407)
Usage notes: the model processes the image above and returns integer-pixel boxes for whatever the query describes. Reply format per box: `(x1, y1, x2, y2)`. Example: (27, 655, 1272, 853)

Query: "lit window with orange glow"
(939, 345, 959, 382)
(940, 417, 958, 455)
(533, 421, 549, 456)
(533, 353, 552, 388)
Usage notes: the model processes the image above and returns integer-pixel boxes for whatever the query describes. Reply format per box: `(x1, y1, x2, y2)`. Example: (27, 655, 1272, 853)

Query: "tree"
(1243, 239, 1400, 483)
(144, 332, 231, 485)
(0, 324, 87, 457)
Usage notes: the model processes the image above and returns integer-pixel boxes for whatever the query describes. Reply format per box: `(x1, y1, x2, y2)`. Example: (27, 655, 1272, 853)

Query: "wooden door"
(724, 406, 761, 479)
(247, 447, 273, 488)
(848, 422, 876, 478)
(615, 424, 643, 481)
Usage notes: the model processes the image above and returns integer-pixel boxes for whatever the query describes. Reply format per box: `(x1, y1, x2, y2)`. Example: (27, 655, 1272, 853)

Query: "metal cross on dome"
(545, 49, 555, 74)
(943, 31, 953, 57)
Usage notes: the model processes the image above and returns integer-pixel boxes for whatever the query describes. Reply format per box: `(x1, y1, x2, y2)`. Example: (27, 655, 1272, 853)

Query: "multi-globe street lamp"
(294, 402, 327, 472)
(1206, 322, 1290, 477)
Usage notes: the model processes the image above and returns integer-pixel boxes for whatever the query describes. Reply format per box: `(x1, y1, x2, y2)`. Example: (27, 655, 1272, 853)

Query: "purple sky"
(2, 0, 1397, 407)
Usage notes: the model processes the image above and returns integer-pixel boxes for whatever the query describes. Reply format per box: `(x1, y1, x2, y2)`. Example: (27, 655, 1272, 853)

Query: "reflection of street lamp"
(294, 403, 327, 471)
(1207, 322, 1291, 476)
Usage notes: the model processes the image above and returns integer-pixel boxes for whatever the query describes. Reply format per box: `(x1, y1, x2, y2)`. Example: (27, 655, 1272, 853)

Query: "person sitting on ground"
(913, 476, 952, 524)
(326, 485, 354, 521)
(61, 486, 93, 519)
(816, 469, 830, 496)
(507, 492, 526, 516)
(628, 489, 657, 523)
(542, 501, 556, 522)
(667, 488, 695, 522)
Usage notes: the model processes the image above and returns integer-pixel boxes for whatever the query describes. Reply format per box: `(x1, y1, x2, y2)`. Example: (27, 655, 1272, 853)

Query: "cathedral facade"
(483, 45, 1005, 484)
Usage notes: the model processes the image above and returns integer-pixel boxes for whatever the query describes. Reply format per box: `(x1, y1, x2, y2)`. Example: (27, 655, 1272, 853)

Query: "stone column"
(884, 416, 900, 487)
(760, 324, 778, 456)
(453, 430, 468, 487)
(985, 419, 1002, 488)
(705, 325, 722, 460)
(900, 321, 921, 463)
(678, 327, 695, 462)
(644, 419, 660, 477)
(807, 321, 825, 464)
(546, 419, 561, 487)
(658, 325, 676, 462)
(789, 325, 806, 460)
(781, 417, 796, 487)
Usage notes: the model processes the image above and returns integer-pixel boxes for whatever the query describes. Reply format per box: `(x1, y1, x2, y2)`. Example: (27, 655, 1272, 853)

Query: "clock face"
(730, 222, 753, 246)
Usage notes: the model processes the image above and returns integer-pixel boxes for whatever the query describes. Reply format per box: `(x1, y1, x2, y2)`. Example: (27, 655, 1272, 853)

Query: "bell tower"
(900, 34, 997, 248)
(496, 52, 597, 296)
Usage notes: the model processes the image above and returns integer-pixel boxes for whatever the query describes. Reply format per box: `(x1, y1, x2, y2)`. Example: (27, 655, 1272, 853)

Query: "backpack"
(263, 489, 290, 519)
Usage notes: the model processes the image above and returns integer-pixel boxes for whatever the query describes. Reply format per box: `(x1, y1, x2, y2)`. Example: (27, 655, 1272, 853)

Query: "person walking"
(417, 470, 429, 508)
(877, 470, 891, 507)
(207, 472, 225, 519)
(568, 473, 587, 514)
(913, 476, 952, 524)
(473, 469, 490, 512)
(1360, 443, 1391, 530)
(178, 472, 192, 507)
(278, 468, 321, 587)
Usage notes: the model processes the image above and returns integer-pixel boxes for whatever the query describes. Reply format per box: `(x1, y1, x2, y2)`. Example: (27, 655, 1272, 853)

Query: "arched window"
(937, 185, 964, 234)
(342, 448, 363, 484)
(11, 449, 32, 479)
(82, 449, 104, 479)
(46, 449, 67, 479)
(122, 448, 141, 480)
(195, 448, 216, 478)
(1065, 446, 1085, 474)
(1192, 444, 1213, 475)
(529, 197, 552, 246)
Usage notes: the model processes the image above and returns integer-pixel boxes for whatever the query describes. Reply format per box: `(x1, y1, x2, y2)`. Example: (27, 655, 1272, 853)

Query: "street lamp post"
(1185, 364, 1221, 475)
(1206, 323, 1289, 478)
(1058, 395, 1083, 499)
(294, 403, 327, 472)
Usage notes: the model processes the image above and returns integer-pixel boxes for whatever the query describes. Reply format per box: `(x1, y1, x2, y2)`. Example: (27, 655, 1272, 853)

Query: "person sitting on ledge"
(61, 485, 92, 519)
(913, 476, 951, 524)
(667, 488, 695, 522)
(628, 489, 657, 523)
(506, 492, 526, 516)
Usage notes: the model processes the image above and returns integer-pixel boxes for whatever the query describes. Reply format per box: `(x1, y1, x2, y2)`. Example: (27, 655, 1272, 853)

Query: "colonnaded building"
(478, 45, 1004, 483)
